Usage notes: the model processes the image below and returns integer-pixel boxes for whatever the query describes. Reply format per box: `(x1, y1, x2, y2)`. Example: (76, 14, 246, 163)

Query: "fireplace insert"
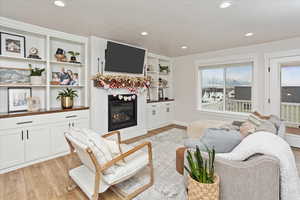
(108, 94, 137, 131)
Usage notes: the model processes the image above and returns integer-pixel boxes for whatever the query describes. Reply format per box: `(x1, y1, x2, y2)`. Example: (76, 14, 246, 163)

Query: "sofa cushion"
(184, 128, 242, 153)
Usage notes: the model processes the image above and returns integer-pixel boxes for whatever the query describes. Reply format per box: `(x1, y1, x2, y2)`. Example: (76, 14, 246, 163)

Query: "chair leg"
(66, 153, 78, 192)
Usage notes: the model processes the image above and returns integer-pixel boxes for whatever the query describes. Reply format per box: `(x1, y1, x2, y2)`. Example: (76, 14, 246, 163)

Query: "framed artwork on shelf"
(8, 87, 32, 113)
(0, 67, 30, 84)
(0, 32, 26, 58)
(51, 67, 79, 86)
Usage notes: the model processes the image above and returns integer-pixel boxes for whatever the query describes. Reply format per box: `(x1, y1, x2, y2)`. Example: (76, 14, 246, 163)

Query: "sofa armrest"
(179, 148, 280, 200)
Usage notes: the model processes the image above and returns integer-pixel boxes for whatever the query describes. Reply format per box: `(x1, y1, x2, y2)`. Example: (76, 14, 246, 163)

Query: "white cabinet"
(51, 122, 70, 154)
(25, 126, 51, 162)
(0, 109, 89, 173)
(51, 119, 89, 155)
(0, 129, 25, 169)
(146, 101, 174, 130)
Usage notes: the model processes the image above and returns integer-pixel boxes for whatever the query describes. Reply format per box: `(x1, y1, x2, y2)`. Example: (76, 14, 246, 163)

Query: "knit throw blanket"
(218, 132, 300, 200)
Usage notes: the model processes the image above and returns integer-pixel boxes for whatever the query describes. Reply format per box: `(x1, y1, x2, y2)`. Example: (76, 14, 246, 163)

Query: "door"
(51, 122, 70, 154)
(269, 55, 300, 126)
(0, 129, 25, 169)
(25, 126, 51, 162)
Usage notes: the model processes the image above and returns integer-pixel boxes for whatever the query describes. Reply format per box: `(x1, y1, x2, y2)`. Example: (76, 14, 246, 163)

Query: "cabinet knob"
(21, 130, 24, 141)
(152, 110, 156, 115)
(166, 108, 170, 112)
(16, 121, 33, 125)
(26, 130, 29, 140)
(66, 115, 77, 119)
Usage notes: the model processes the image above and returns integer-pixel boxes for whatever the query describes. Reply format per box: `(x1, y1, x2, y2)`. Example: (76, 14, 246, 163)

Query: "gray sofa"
(183, 152, 280, 200)
(181, 119, 286, 200)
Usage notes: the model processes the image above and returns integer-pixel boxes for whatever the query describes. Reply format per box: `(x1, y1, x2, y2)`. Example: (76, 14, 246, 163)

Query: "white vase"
(30, 76, 43, 85)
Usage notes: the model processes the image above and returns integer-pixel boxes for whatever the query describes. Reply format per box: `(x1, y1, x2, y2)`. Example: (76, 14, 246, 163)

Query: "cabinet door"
(165, 103, 173, 124)
(51, 122, 70, 155)
(147, 104, 158, 130)
(0, 129, 25, 169)
(74, 119, 89, 129)
(25, 126, 51, 162)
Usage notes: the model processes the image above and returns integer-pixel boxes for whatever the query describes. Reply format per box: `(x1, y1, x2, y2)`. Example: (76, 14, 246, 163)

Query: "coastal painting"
(0, 67, 30, 84)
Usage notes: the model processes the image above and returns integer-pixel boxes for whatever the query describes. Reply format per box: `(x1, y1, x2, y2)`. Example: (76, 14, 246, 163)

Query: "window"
(200, 62, 253, 113)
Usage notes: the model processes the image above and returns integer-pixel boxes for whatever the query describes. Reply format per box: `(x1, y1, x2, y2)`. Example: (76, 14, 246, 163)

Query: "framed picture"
(0, 32, 26, 58)
(51, 68, 79, 86)
(0, 67, 30, 84)
(8, 87, 32, 113)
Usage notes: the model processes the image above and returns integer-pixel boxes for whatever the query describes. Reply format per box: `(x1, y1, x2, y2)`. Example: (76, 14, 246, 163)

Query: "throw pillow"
(256, 121, 277, 134)
(239, 121, 256, 138)
(248, 113, 263, 126)
(184, 128, 242, 153)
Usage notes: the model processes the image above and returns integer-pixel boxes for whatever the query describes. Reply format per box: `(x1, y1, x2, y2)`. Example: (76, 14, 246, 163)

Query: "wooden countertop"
(147, 99, 174, 103)
(0, 106, 89, 119)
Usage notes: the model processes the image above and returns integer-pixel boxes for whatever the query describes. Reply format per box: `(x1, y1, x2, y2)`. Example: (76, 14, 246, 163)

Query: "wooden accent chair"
(65, 130, 154, 200)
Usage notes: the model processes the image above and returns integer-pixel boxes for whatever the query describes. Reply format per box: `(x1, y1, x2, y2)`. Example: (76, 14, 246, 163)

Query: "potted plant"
(159, 64, 170, 74)
(56, 88, 78, 109)
(185, 146, 219, 200)
(29, 64, 45, 85)
(67, 51, 80, 63)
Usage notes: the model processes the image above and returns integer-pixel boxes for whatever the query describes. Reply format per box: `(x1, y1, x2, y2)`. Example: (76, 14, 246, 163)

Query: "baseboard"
(0, 151, 70, 174)
(173, 120, 189, 127)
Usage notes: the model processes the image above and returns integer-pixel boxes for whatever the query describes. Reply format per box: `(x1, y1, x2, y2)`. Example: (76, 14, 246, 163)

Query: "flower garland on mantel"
(92, 73, 151, 93)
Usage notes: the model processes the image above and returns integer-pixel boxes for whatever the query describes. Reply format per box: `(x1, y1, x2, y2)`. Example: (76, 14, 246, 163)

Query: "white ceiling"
(1, 0, 300, 57)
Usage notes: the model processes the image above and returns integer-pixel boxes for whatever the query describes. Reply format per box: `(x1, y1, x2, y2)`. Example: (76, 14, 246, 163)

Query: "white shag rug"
(115, 128, 188, 200)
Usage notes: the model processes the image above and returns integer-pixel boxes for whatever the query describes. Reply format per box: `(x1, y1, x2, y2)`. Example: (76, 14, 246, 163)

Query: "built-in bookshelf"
(0, 17, 88, 113)
(146, 53, 173, 101)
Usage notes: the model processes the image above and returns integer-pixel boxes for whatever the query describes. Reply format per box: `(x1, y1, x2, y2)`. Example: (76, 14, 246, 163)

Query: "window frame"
(195, 54, 258, 116)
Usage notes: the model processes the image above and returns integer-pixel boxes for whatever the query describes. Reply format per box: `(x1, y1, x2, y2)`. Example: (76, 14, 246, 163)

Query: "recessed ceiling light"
(54, 0, 66, 7)
(141, 32, 148, 36)
(181, 46, 188, 49)
(219, 1, 232, 8)
(245, 32, 254, 37)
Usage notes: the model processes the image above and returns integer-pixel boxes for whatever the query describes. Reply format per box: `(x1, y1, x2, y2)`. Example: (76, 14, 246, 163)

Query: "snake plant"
(184, 145, 216, 184)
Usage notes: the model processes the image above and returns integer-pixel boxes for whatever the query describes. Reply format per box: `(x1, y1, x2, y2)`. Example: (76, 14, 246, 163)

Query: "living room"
(1, 0, 300, 200)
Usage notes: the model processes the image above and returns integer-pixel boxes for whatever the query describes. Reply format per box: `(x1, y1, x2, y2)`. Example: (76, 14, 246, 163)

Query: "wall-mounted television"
(105, 41, 146, 74)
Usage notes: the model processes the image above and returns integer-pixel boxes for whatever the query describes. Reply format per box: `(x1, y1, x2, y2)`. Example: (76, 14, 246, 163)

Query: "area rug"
(115, 128, 188, 200)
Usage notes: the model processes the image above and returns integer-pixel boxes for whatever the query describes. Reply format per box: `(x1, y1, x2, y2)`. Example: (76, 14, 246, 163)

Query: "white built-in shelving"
(146, 53, 173, 101)
(0, 17, 89, 113)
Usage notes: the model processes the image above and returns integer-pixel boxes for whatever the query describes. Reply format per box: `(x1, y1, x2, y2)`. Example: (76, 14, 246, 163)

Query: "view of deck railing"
(202, 100, 300, 124)
(281, 102, 300, 124)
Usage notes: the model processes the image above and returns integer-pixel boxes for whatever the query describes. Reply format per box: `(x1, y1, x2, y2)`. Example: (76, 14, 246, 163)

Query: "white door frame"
(265, 49, 300, 117)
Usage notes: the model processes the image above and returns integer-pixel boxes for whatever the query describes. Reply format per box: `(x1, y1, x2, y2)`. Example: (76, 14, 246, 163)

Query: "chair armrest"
(102, 130, 124, 144)
(100, 141, 153, 171)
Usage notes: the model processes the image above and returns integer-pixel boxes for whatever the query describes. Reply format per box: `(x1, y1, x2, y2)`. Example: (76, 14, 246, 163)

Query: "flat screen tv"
(105, 41, 146, 74)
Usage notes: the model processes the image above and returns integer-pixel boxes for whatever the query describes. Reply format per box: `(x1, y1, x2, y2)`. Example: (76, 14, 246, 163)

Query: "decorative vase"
(188, 175, 220, 200)
(70, 56, 77, 63)
(30, 76, 43, 85)
(61, 97, 74, 109)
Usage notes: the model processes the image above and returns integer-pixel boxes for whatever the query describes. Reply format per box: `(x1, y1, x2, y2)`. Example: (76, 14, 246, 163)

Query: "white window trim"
(195, 54, 259, 116)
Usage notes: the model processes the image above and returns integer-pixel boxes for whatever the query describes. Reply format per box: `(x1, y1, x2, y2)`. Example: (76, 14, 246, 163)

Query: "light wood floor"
(0, 125, 185, 200)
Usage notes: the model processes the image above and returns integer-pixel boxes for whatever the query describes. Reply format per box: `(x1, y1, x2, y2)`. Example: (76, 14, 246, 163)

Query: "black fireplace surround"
(108, 94, 137, 131)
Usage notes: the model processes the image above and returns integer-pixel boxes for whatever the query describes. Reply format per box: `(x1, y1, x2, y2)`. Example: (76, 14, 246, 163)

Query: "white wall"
(173, 37, 300, 125)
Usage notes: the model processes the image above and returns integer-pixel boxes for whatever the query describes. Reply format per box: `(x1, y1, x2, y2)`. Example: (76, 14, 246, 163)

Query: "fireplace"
(108, 94, 137, 131)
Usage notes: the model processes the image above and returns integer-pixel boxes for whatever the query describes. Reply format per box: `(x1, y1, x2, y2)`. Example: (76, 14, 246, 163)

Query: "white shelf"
(50, 61, 83, 67)
(0, 84, 47, 87)
(0, 55, 47, 63)
(147, 71, 159, 74)
(49, 85, 85, 88)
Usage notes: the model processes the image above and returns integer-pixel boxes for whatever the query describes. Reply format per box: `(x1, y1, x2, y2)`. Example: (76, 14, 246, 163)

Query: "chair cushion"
(103, 144, 149, 185)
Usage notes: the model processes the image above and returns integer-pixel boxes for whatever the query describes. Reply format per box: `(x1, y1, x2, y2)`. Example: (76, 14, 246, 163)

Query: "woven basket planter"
(188, 175, 220, 200)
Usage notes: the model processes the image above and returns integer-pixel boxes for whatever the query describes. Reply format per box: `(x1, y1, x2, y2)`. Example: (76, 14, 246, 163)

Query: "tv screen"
(105, 41, 146, 74)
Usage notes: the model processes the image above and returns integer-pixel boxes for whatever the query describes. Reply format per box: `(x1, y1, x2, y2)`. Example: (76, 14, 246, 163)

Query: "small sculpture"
(68, 51, 80, 63)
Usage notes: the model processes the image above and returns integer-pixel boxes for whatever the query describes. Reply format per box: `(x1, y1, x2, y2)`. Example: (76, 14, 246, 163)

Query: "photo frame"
(8, 87, 32, 113)
(0, 32, 26, 58)
(51, 68, 79, 86)
(0, 67, 30, 84)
